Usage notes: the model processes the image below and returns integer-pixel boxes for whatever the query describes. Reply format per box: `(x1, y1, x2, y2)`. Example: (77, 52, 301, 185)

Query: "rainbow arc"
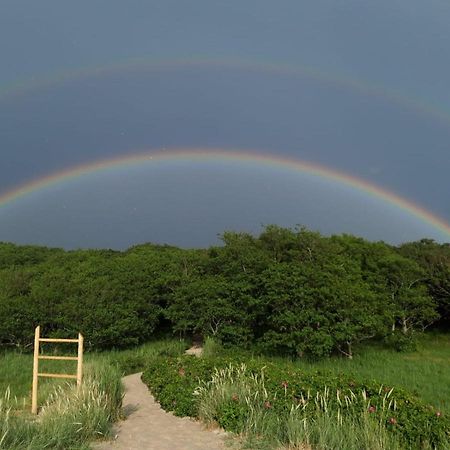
(0, 148, 449, 239)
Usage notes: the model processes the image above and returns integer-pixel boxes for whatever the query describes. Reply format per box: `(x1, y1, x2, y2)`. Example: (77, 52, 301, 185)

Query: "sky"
(0, 0, 449, 249)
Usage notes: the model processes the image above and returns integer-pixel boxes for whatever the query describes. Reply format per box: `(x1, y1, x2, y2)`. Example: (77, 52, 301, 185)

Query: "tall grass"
(0, 339, 186, 448)
(0, 349, 82, 408)
(285, 333, 450, 413)
(103, 339, 188, 375)
(0, 360, 123, 449)
(0, 338, 186, 407)
(198, 334, 450, 414)
(0, 352, 34, 401)
(202, 337, 224, 359)
(194, 364, 430, 450)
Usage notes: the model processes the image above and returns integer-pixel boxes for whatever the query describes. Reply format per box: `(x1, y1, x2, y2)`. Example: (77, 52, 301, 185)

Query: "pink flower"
(368, 405, 376, 413)
(281, 381, 289, 389)
(264, 401, 272, 409)
(436, 411, 442, 417)
(231, 393, 239, 402)
(389, 417, 397, 425)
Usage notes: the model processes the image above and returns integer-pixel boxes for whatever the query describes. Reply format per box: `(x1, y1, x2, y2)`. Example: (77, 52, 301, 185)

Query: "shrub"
(202, 337, 224, 359)
(142, 356, 219, 417)
(384, 332, 418, 352)
(143, 355, 450, 448)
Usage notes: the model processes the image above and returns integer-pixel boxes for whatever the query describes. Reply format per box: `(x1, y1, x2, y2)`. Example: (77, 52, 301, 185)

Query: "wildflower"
(178, 368, 185, 377)
(389, 417, 397, 425)
(231, 393, 239, 402)
(264, 401, 272, 409)
(368, 405, 376, 413)
(281, 381, 289, 389)
(436, 411, 442, 417)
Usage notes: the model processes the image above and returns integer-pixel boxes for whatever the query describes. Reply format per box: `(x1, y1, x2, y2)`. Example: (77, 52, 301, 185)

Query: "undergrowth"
(143, 355, 450, 449)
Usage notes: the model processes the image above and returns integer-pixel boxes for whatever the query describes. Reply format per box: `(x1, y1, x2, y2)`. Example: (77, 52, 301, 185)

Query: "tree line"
(0, 226, 449, 357)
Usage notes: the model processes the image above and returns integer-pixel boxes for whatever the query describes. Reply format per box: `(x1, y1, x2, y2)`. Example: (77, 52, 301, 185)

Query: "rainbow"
(1, 148, 450, 239)
(1, 58, 450, 128)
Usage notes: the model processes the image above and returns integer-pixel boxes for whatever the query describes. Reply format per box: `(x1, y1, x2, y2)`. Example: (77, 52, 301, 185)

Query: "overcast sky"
(1, 0, 449, 249)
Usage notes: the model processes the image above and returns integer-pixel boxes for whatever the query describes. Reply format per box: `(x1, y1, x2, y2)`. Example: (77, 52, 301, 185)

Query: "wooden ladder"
(31, 325, 84, 414)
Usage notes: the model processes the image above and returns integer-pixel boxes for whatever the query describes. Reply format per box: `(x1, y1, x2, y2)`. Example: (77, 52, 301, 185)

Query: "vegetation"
(0, 339, 187, 449)
(2, 335, 450, 449)
(142, 353, 450, 449)
(0, 358, 122, 450)
(288, 333, 450, 414)
(1, 226, 449, 359)
(1, 226, 449, 447)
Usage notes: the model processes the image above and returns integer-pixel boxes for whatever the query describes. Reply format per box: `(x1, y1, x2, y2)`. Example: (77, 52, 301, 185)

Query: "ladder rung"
(38, 373, 78, 379)
(39, 338, 79, 343)
(38, 356, 78, 361)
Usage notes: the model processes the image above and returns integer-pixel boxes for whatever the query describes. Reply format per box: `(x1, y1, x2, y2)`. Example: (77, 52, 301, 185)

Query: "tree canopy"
(0, 227, 448, 356)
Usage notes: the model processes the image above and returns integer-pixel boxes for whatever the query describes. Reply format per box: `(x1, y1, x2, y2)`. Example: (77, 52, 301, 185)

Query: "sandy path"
(94, 373, 226, 450)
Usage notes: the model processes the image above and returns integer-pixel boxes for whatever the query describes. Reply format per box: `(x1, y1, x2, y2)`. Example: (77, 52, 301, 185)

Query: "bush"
(384, 332, 418, 352)
(143, 355, 450, 448)
(142, 356, 219, 417)
(201, 337, 224, 359)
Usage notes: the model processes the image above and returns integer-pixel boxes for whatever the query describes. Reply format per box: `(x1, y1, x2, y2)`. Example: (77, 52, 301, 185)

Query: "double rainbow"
(1, 59, 449, 240)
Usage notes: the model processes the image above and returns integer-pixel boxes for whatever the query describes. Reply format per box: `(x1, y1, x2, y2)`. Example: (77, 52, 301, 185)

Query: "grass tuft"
(0, 360, 123, 449)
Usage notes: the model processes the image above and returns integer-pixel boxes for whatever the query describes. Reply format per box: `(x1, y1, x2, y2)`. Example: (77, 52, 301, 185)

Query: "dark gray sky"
(0, 1, 449, 249)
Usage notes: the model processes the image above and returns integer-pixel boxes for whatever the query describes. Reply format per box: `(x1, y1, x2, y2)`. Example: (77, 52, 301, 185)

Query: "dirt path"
(94, 373, 226, 450)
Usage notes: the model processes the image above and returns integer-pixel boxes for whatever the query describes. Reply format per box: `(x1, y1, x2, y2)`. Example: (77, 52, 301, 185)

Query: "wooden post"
(31, 326, 40, 414)
(77, 333, 84, 389)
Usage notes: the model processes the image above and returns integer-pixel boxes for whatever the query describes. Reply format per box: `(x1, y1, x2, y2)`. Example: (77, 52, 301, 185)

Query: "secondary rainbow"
(0, 148, 449, 239)
(1, 58, 450, 128)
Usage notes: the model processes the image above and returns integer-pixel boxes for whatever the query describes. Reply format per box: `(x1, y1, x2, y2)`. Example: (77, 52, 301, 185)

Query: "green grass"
(203, 333, 450, 414)
(0, 339, 186, 449)
(0, 351, 81, 410)
(190, 334, 450, 448)
(0, 359, 123, 449)
(0, 338, 187, 411)
(144, 354, 448, 450)
(0, 352, 34, 401)
(101, 338, 188, 375)
(197, 367, 407, 450)
(3, 335, 450, 449)
(281, 333, 450, 413)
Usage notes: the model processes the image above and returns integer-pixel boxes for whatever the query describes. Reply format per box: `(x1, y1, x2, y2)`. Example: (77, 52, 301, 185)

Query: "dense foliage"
(142, 355, 450, 448)
(0, 226, 449, 356)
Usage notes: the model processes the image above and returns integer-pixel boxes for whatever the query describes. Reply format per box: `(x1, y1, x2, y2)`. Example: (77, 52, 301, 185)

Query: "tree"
(259, 254, 385, 358)
(399, 240, 450, 326)
(377, 254, 438, 335)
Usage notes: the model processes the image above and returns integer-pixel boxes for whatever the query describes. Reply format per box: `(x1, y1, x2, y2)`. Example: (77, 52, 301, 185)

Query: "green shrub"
(384, 332, 418, 352)
(143, 355, 450, 448)
(142, 356, 218, 417)
(202, 337, 224, 359)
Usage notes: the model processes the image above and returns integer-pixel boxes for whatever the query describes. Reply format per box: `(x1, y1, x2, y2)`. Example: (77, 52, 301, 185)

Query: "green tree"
(399, 240, 450, 325)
